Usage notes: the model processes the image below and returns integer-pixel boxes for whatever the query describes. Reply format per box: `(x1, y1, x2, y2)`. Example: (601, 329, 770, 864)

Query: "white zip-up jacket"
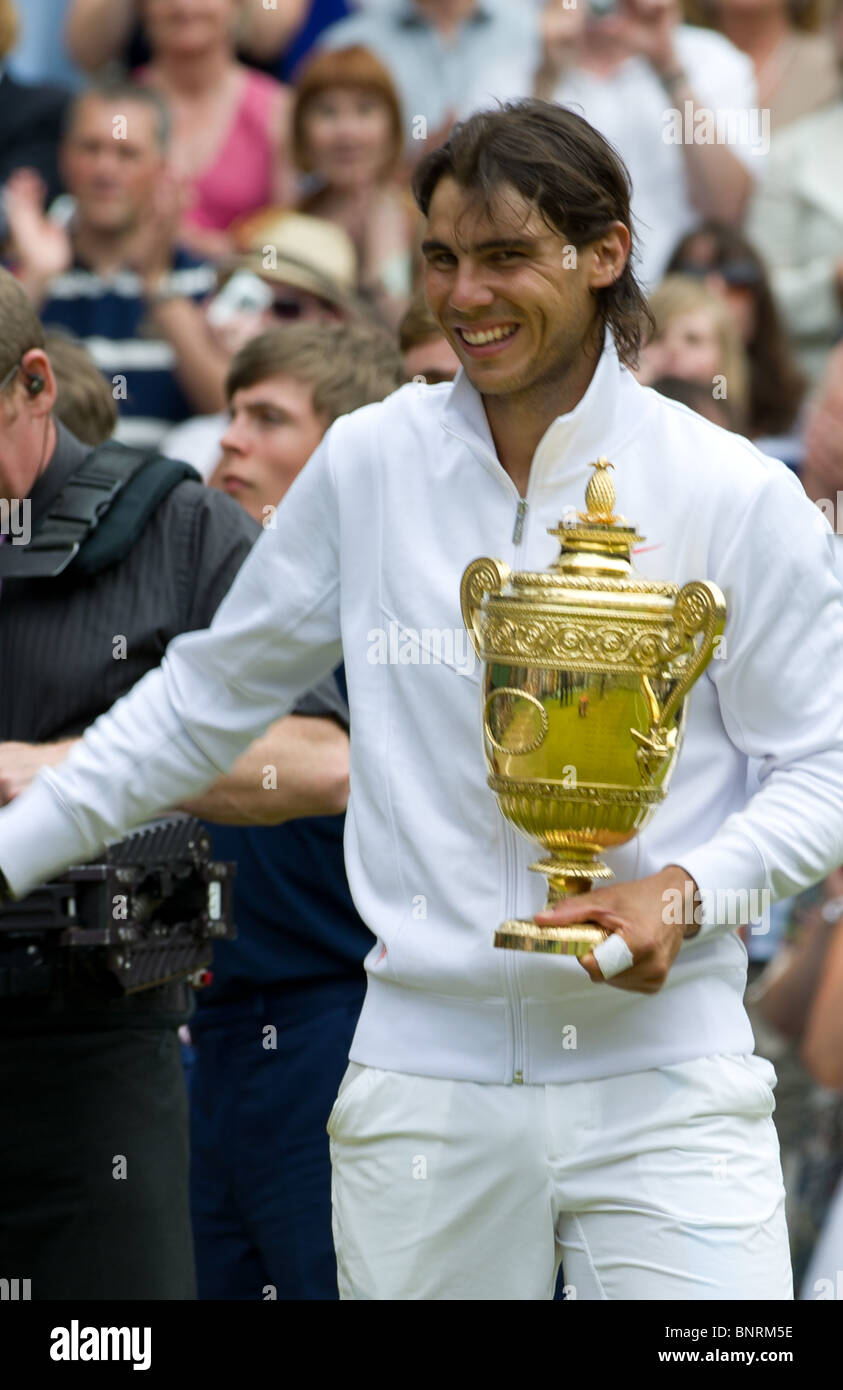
(3, 339, 843, 1083)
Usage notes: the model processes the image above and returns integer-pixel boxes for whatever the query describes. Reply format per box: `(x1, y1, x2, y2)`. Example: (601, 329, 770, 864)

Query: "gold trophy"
(460, 458, 726, 957)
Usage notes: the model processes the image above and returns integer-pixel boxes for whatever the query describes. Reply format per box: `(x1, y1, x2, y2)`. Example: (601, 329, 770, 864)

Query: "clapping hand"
(3, 168, 73, 286)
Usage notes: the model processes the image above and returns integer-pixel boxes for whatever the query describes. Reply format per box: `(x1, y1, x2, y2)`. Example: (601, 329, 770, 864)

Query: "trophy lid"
(548, 457, 642, 570)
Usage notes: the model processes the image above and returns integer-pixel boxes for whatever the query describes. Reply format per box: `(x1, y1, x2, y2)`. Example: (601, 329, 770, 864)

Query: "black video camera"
(0, 816, 235, 998)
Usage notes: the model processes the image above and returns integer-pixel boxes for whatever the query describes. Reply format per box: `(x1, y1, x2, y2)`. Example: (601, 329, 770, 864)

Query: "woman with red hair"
(291, 45, 419, 329)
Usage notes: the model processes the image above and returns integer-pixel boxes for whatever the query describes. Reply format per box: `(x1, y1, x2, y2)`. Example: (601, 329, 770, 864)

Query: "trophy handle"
(659, 579, 727, 729)
(460, 557, 511, 657)
(630, 580, 726, 774)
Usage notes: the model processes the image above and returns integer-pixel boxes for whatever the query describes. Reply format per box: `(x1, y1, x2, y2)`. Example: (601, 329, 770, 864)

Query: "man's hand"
(534, 863, 699, 993)
(0, 739, 80, 806)
(126, 175, 188, 294)
(3, 169, 73, 291)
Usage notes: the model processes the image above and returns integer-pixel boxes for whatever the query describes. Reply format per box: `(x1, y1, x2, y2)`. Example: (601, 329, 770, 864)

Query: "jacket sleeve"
(677, 467, 843, 936)
(0, 424, 344, 898)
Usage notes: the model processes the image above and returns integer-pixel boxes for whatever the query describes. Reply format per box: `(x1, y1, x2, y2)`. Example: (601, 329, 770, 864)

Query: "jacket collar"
(440, 330, 643, 486)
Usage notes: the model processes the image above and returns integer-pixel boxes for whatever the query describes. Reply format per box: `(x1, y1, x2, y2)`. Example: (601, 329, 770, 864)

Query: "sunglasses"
(270, 298, 306, 321)
(678, 261, 762, 289)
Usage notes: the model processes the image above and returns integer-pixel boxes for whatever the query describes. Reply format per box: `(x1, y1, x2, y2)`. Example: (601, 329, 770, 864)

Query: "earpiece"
(26, 374, 45, 396)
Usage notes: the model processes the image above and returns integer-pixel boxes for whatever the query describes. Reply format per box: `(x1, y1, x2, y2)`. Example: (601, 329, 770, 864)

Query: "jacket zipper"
(512, 497, 528, 545)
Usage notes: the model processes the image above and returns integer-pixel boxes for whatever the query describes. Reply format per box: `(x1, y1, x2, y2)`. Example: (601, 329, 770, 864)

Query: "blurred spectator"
(186, 320, 404, 1301)
(65, 0, 309, 75)
(319, 0, 541, 153)
(635, 273, 750, 430)
(0, 0, 72, 208)
(160, 209, 360, 474)
(135, 0, 295, 260)
(4, 82, 226, 449)
(8, 0, 83, 88)
(293, 45, 418, 327)
(399, 289, 459, 382)
(281, 0, 353, 82)
(45, 329, 119, 444)
(753, 871, 843, 1290)
(537, 0, 759, 287)
(683, 0, 840, 131)
(800, 341, 843, 583)
(667, 222, 805, 456)
(746, 100, 843, 386)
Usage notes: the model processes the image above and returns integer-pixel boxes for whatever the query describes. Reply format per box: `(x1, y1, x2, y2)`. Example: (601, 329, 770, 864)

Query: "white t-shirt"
(553, 25, 761, 288)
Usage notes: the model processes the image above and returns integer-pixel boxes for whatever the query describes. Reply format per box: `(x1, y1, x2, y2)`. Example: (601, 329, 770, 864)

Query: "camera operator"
(0, 267, 348, 1299)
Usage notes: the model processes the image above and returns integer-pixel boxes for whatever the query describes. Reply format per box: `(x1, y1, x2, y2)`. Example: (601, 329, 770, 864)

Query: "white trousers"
(327, 1053, 793, 1300)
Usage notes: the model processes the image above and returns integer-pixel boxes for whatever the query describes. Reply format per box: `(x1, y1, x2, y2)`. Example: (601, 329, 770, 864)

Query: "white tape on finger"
(592, 933, 634, 981)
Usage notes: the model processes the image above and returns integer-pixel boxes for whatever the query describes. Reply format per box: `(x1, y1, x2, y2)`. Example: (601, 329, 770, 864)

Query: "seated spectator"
(537, 0, 759, 287)
(293, 45, 419, 328)
(683, 0, 840, 131)
(160, 210, 360, 475)
(635, 273, 750, 432)
(4, 82, 226, 450)
(136, 0, 295, 260)
(399, 290, 459, 383)
(319, 0, 542, 155)
(667, 222, 805, 460)
(44, 329, 118, 444)
(746, 99, 843, 386)
(185, 319, 405, 1301)
(0, 0, 71, 210)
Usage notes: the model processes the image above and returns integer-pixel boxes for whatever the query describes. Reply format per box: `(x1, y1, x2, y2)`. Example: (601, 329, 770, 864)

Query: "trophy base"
(494, 920, 609, 956)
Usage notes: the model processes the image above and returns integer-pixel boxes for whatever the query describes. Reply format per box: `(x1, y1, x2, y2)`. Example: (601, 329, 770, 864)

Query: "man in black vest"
(0, 268, 350, 1298)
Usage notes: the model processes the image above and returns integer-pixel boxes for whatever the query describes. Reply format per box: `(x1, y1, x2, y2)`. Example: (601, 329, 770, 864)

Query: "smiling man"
(0, 101, 842, 1300)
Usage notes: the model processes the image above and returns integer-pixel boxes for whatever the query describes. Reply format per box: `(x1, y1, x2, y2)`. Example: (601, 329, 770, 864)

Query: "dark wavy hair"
(411, 100, 652, 368)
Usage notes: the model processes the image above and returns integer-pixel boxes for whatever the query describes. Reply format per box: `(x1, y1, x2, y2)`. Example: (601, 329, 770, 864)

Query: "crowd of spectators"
(2, 0, 842, 1300)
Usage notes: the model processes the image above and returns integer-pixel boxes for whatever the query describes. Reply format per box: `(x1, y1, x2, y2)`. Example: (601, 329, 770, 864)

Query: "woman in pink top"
(138, 0, 294, 259)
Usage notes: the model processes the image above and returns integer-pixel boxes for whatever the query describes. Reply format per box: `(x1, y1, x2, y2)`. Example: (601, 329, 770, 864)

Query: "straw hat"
(227, 209, 358, 311)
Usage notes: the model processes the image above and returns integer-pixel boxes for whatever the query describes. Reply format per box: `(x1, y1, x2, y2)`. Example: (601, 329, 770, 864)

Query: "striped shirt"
(40, 250, 217, 451)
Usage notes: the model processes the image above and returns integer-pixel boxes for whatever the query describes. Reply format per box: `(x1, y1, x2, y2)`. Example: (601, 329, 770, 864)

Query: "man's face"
(422, 177, 604, 401)
(0, 354, 56, 507)
(214, 374, 327, 523)
(61, 97, 165, 236)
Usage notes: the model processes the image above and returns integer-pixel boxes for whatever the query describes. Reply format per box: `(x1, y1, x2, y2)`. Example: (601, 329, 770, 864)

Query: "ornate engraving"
(487, 776, 665, 805)
(478, 613, 690, 672)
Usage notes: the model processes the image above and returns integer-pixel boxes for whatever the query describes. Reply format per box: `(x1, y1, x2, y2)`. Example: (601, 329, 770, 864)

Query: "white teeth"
(459, 325, 517, 346)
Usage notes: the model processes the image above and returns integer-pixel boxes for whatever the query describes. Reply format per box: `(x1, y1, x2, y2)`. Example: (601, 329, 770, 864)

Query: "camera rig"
(0, 815, 235, 997)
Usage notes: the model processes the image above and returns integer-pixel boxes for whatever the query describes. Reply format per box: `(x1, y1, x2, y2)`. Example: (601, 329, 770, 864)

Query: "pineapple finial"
(582, 457, 616, 522)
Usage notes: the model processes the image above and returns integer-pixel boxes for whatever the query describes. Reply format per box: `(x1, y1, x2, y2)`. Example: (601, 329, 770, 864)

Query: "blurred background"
(2, 0, 842, 1300)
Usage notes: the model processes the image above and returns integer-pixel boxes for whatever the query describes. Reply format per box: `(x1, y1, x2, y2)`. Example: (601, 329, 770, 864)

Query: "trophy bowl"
(460, 458, 726, 956)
